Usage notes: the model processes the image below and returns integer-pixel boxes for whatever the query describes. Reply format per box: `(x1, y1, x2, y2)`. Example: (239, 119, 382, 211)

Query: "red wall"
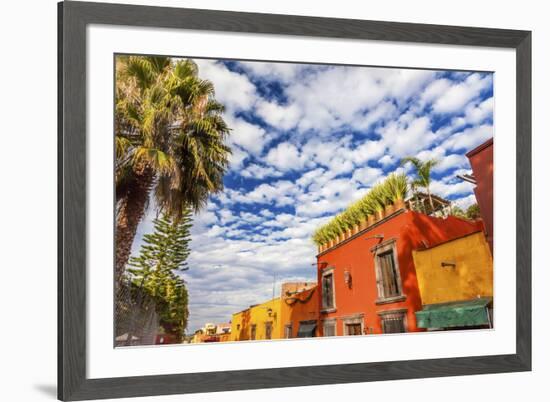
(467, 138, 494, 253)
(316, 210, 482, 335)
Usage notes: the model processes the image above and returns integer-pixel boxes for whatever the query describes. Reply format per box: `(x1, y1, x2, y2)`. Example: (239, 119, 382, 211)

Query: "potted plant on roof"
(326, 224, 337, 248)
(380, 178, 396, 216)
(334, 214, 348, 242)
(342, 209, 355, 238)
(348, 203, 362, 235)
(385, 172, 409, 211)
(355, 198, 369, 230)
(312, 227, 323, 253)
(370, 184, 387, 222)
(358, 192, 376, 228)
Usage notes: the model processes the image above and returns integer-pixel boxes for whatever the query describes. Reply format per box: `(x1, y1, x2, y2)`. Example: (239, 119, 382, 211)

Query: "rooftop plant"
(384, 173, 409, 203)
(312, 172, 410, 246)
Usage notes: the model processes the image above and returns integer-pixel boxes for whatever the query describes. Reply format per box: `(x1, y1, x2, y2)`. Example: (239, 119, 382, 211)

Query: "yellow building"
(231, 298, 282, 341)
(230, 283, 319, 341)
(412, 231, 493, 305)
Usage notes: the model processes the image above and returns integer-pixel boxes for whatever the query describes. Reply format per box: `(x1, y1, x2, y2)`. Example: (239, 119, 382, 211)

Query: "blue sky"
(131, 59, 494, 333)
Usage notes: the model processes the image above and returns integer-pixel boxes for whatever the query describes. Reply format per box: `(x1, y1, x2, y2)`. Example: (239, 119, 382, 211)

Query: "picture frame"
(58, 1, 531, 400)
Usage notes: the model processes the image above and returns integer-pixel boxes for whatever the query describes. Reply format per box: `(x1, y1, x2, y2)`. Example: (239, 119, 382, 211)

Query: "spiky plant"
(346, 202, 364, 227)
(357, 192, 377, 218)
(333, 214, 349, 235)
(369, 183, 388, 213)
(312, 228, 325, 246)
(311, 170, 412, 245)
(384, 173, 409, 204)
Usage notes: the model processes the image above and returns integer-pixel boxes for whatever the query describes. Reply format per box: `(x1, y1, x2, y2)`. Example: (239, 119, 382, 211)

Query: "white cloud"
(240, 163, 283, 180)
(434, 153, 469, 173)
(348, 140, 386, 165)
(352, 167, 384, 186)
(421, 78, 452, 104)
(227, 145, 248, 170)
(464, 97, 494, 125)
(239, 211, 264, 225)
(195, 60, 257, 112)
(431, 179, 474, 198)
(262, 213, 296, 228)
(256, 100, 301, 130)
(453, 194, 477, 210)
(442, 124, 493, 152)
(355, 101, 398, 131)
(225, 115, 270, 156)
(265, 142, 307, 171)
(239, 61, 303, 83)
(379, 154, 395, 167)
(432, 73, 492, 114)
(296, 167, 327, 189)
(259, 209, 274, 218)
(218, 209, 237, 225)
(415, 146, 468, 173)
(378, 115, 437, 157)
(268, 66, 436, 135)
(239, 180, 299, 207)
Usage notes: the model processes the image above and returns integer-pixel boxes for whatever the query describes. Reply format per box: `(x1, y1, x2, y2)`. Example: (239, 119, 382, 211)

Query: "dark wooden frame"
(58, 1, 531, 400)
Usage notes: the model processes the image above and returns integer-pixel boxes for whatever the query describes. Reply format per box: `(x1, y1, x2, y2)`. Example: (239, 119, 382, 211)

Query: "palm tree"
(400, 157, 438, 212)
(115, 56, 231, 284)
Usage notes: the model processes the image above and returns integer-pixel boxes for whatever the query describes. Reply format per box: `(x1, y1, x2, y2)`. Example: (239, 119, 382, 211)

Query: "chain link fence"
(115, 279, 160, 347)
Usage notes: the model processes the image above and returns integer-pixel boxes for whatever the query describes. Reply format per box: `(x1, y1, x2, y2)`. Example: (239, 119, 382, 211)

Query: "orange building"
(280, 283, 319, 338)
(316, 209, 484, 336)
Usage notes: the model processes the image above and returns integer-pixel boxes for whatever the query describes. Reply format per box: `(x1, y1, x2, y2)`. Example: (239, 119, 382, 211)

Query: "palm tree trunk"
(426, 187, 435, 213)
(115, 166, 154, 286)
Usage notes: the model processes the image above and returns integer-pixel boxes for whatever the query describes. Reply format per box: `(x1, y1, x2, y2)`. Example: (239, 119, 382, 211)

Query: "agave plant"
(311, 169, 412, 246)
(384, 173, 409, 204)
(369, 183, 389, 213)
(357, 193, 376, 218)
(333, 214, 349, 235)
(346, 202, 364, 228)
(312, 228, 324, 246)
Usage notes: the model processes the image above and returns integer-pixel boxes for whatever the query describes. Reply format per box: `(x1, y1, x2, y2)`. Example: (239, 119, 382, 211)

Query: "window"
(373, 240, 404, 302)
(265, 322, 273, 340)
(323, 321, 336, 337)
(284, 324, 293, 339)
(297, 320, 317, 337)
(250, 324, 256, 340)
(379, 310, 407, 333)
(321, 269, 335, 310)
(345, 323, 362, 336)
(343, 315, 364, 336)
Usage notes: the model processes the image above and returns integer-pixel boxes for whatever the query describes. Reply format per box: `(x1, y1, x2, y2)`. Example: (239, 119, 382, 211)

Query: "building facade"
(230, 282, 320, 341)
(466, 138, 494, 253)
(412, 231, 493, 306)
(231, 298, 282, 341)
(316, 209, 485, 336)
(280, 283, 319, 338)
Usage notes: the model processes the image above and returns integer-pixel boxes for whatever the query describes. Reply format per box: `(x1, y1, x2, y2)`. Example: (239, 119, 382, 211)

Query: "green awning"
(416, 297, 492, 329)
(297, 322, 317, 338)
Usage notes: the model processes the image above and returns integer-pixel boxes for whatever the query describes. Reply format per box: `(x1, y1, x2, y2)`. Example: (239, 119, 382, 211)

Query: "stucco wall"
(467, 138, 494, 252)
(280, 286, 319, 338)
(412, 231, 493, 305)
(317, 210, 484, 335)
(230, 298, 282, 341)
